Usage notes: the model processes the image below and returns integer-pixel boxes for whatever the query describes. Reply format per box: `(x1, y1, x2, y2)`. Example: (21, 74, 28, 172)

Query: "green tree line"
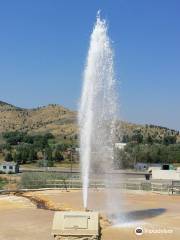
(0, 131, 77, 167)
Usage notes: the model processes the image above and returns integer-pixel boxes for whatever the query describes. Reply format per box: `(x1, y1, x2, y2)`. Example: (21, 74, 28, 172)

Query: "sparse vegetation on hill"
(119, 122, 180, 144)
(0, 102, 77, 139)
(0, 101, 179, 142)
(0, 101, 180, 169)
(115, 124, 180, 168)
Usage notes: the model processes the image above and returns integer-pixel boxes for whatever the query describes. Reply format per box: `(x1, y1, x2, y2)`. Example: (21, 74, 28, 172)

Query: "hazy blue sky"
(0, 0, 179, 130)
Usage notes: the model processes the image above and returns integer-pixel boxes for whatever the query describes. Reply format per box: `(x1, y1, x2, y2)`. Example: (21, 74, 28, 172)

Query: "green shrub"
(20, 172, 69, 189)
(0, 178, 7, 189)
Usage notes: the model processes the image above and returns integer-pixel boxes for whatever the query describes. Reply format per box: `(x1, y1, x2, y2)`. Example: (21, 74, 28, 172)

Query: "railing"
(151, 182, 170, 193)
(168, 181, 180, 195)
(20, 179, 153, 191)
(151, 181, 180, 194)
(2, 174, 179, 194)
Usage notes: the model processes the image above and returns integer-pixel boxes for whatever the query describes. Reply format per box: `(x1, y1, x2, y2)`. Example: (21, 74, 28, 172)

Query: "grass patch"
(0, 177, 8, 189)
(20, 172, 70, 189)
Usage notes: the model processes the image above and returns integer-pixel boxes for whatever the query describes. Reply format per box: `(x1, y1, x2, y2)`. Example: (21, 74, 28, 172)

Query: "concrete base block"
(52, 211, 99, 240)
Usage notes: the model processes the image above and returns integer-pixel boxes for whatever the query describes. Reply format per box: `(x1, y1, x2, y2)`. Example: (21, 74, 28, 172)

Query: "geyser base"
(52, 211, 99, 240)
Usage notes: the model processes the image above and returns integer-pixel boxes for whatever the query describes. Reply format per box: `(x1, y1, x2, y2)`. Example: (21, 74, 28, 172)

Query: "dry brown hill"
(0, 102, 77, 137)
(119, 121, 180, 143)
(0, 101, 179, 142)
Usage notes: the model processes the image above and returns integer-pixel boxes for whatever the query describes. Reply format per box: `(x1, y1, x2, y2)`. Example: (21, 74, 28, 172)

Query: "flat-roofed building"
(0, 162, 19, 174)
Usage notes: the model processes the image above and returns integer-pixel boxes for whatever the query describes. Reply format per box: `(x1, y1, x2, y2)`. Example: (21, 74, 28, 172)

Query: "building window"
(3, 166, 6, 169)
(9, 166, 13, 170)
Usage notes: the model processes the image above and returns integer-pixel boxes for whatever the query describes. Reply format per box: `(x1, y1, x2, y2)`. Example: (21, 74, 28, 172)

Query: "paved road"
(20, 167, 80, 173)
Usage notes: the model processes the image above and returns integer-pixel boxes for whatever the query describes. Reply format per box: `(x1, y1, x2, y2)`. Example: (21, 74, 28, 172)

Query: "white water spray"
(78, 13, 119, 210)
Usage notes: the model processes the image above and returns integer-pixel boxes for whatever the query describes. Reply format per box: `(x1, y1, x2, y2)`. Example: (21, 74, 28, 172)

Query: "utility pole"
(70, 149, 73, 188)
(43, 149, 47, 172)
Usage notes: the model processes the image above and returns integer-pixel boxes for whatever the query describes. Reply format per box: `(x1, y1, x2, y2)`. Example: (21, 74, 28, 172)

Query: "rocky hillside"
(0, 101, 77, 137)
(0, 101, 179, 142)
(118, 121, 180, 143)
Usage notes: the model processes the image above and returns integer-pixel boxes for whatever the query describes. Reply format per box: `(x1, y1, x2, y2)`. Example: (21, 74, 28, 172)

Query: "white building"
(0, 162, 19, 174)
(151, 164, 180, 180)
(115, 143, 127, 150)
(152, 169, 180, 180)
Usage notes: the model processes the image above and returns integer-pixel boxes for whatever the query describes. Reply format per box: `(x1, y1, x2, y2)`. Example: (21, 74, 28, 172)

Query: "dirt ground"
(0, 190, 180, 240)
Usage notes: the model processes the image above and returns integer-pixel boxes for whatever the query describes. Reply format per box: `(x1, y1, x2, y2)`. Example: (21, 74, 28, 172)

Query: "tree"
(13, 152, 22, 164)
(163, 135, 177, 145)
(146, 134, 153, 144)
(44, 147, 54, 167)
(56, 143, 70, 152)
(5, 152, 13, 162)
(54, 149, 64, 162)
(122, 135, 130, 143)
(3, 143, 11, 151)
(3, 131, 26, 145)
(132, 132, 143, 144)
(115, 149, 133, 169)
(45, 147, 53, 161)
(33, 135, 48, 149)
(28, 148, 37, 163)
(44, 133, 54, 139)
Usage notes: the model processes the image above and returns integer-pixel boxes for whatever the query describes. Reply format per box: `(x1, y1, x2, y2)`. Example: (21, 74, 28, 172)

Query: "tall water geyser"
(78, 13, 119, 210)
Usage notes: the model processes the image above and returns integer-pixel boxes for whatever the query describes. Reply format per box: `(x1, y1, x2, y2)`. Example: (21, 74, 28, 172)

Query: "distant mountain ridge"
(0, 101, 179, 142)
(0, 102, 77, 137)
(0, 101, 15, 107)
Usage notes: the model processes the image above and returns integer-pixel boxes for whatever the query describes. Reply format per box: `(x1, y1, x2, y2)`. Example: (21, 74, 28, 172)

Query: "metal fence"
(20, 180, 180, 195)
(1, 171, 180, 195)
